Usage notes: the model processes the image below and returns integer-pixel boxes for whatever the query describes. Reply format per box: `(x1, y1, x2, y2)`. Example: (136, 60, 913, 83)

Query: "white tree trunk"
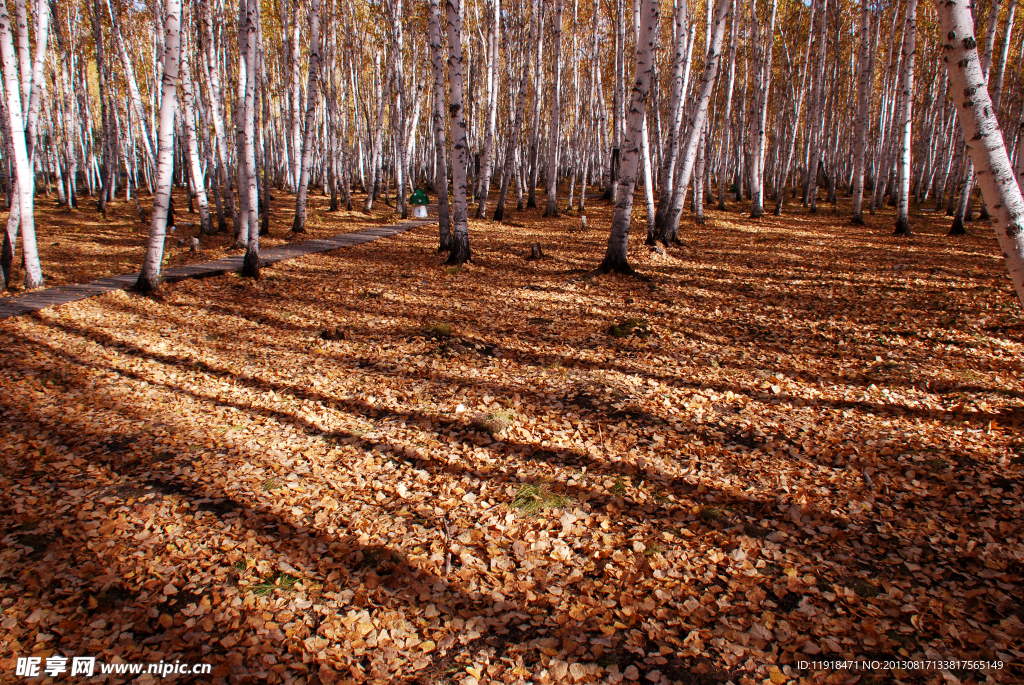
(935, 0, 1024, 307)
(893, 0, 917, 235)
(180, 49, 213, 235)
(596, 0, 659, 275)
(0, 1, 41, 289)
(851, 0, 873, 222)
(654, 0, 690, 233)
(543, 0, 564, 217)
(24, 0, 47, 157)
(474, 0, 500, 218)
(748, 0, 776, 218)
(106, 0, 155, 168)
(135, 0, 181, 292)
(716, 0, 738, 210)
(427, 0, 451, 248)
(200, 0, 235, 232)
(657, 0, 731, 244)
(445, 0, 471, 266)
(494, 0, 539, 222)
(289, 0, 301, 191)
(239, 0, 260, 276)
(291, 0, 321, 233)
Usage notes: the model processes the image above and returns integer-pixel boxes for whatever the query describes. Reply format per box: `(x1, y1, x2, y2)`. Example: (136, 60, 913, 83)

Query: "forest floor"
(1, 188, 403, 295)
(1, 188, 1023, 685)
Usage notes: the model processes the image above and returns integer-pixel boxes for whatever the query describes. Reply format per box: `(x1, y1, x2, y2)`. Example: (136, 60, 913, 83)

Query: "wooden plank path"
(0, 216, 436, 321)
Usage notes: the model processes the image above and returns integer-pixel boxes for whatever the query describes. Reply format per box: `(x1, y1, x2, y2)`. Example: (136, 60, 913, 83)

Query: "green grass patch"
(251, 572, 300, 597)
(473, 409, 514, 436)
(608, 318, 649, 338)
(429, 322, 454, 337)
(511, 482, 571, 515)
(699, 506, 725, 523)
(848, 577, 879, 598)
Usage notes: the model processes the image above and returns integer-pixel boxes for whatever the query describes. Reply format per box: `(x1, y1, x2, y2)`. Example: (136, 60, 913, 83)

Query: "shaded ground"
(1, 190, 1022, 685)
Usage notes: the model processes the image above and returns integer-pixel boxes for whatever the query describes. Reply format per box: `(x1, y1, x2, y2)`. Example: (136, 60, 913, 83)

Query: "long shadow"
(6, 216, 1022, 679)
(38, 302, 1022, 454)
(3, 326, 885, 684)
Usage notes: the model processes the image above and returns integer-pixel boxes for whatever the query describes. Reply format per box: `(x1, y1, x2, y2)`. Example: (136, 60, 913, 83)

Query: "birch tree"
(135, 0, 181, 292)
(893, 0, 918, 235)
(935, 0, 1024, 306)
(445, 0, 471, 266)
(594, 0, 659, 275)
(291, 0, 322, 234)
(543, 0, 564, 217)
(657, 0, 732, 246)
(0, 9, 42, 290)
(851, 0, 874, 224)
(428, 0, 451, 250)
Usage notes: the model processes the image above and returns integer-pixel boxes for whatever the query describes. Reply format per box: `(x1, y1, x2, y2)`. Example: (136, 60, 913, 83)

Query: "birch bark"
(594, 0, 659, 275)
(291, 0, 321, 233)
(445, 0, 471, 266)
(851, 0, 873, 223)
(200, 0, 235, 233)
(474, 0, 500, 218)
(134, 0, 181, 292)
(180, 46, 214, 235)
(543, 0, 563, 217)
(657, 0, 731, 245)
(494, 0, 538, 222)
(427, 0, 451, 248)
(239, 0, 260, 276)
(935, 0, 1024, 307)
(716, 0, 738, 210)
(893, 0, 917, 235)
(653, 0, 690, 233)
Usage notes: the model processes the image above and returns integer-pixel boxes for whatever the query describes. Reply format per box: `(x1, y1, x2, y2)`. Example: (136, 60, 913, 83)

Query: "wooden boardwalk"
(0, 217, 435, 321)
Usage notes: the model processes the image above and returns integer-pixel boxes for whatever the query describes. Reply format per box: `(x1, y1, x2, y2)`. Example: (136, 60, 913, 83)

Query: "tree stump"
(527, 242, 544, 260)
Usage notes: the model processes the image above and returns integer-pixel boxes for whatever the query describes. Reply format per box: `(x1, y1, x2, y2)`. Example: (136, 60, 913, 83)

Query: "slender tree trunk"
(390, 0, 408, 220)
(0, 3, 41, 289)
(657, 0, 731, 245)
(180, 49, 213, 235)
(428, 0, 451, 249)
(717, 0, 738, 210)
(445, 0, 471, 266)
(543, 0, 564, 217)
(239, 0, 260, 276)
(200, 0, 235, 233)
(653, 0, 691, 235)
(893, 0, 917, 235)
(291, 0, 322, 233)
(494, 0, 539, 222)
(475, 0, 500, 218)
(851, 0, 873, 223)
(106, 0, 155, 172)
(135, 0, 181, 292)
(595, 0, 659, 275)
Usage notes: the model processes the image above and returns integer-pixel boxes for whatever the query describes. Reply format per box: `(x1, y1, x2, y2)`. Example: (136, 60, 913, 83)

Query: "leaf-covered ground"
(0, 189, 403, 295)
(1, 193, 1022, 685)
